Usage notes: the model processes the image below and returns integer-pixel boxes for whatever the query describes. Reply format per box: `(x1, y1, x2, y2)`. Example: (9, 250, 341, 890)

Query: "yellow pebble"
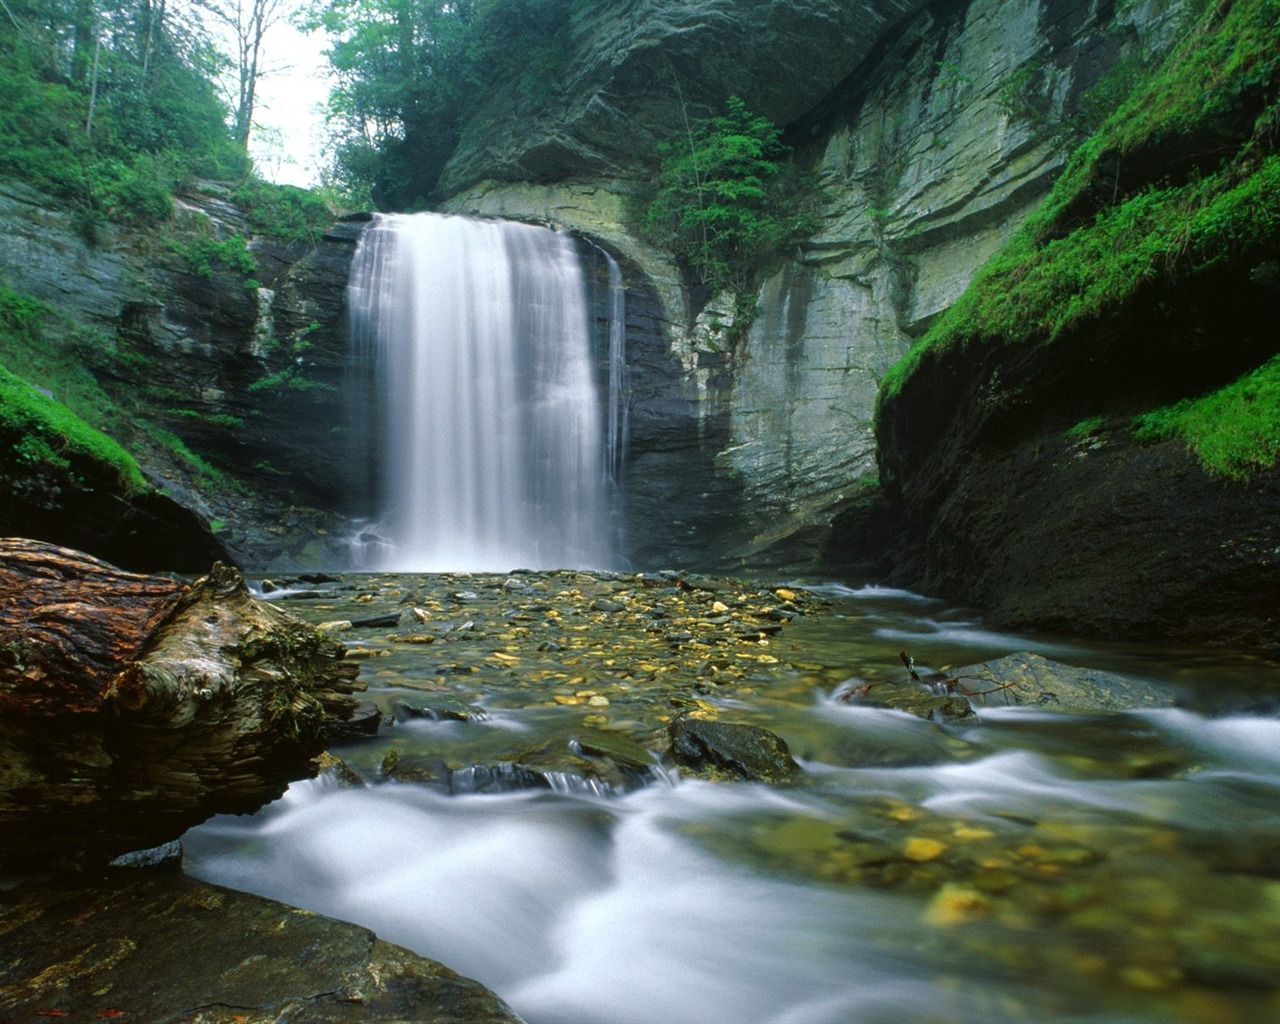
(923, 884, 991, 928)
(904, 837, 947, 862)
(711, 601, 729, 613)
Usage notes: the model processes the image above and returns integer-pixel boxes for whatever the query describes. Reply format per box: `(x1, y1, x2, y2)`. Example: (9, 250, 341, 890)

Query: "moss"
(140, 423, 228, 487)
(1066, 415, 1107, 440)
(0, 286, 148, 495)
(879, 0, 1280, 424)
(0, 364, 147, 495)
(1132, 353, 1280, 479)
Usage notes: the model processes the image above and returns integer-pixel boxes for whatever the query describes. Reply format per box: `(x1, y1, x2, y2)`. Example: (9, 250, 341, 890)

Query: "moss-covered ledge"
(868, 0, 1280, 648)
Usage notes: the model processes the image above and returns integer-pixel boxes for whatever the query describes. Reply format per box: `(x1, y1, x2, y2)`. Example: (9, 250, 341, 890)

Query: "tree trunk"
(0, 539, 364, 869)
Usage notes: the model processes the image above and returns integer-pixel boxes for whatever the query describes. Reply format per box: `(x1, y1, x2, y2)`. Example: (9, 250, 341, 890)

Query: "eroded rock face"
(442, 0, 1178, 573)
(440, 0, 931, 195)
(0, 179, 364, 569)
(874, 272, 1280, 648)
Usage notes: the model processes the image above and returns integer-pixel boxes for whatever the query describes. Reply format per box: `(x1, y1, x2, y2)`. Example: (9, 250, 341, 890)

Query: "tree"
(196, 0, 288, 148)
(302, 0, 477, 207)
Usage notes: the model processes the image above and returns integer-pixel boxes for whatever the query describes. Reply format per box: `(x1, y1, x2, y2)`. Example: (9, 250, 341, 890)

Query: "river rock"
(949, 652, 1173, 712)
(668, 718, 803, 782)
(0, 872, 521, 1023)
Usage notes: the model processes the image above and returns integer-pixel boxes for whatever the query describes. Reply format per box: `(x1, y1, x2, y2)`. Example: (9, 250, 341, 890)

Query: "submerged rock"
(0, 872, 521, 1023)
(668, 718, 802, 782)
(948, 652, 1174, 713)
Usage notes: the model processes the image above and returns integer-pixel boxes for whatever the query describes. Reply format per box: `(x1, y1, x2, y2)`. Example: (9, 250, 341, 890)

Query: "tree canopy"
(301, 0, 572, 208)
(0, 0, 251, 229)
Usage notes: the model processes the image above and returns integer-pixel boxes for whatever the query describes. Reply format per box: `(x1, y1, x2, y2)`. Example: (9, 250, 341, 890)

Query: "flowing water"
(184, 578, 1280, 1024)
(345, 214, 617, 572)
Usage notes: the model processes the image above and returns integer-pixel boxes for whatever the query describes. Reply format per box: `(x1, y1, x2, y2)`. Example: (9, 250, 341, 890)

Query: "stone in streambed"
(0, 873, 520, 1023)
(326, 698, 383, 741)
(950, 652, 1173, 712)
(391, 695, 487, 723)
(668, 718, 802, 782)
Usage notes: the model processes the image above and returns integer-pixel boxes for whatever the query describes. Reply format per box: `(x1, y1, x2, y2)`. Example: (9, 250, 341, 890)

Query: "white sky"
(243, 18, 334, 187)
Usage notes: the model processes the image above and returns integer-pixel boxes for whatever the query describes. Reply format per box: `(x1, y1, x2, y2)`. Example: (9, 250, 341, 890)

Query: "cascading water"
(346, 212, 620, 572)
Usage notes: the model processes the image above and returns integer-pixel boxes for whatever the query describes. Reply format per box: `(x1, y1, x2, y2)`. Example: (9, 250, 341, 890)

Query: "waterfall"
(346, 212, 620, 572)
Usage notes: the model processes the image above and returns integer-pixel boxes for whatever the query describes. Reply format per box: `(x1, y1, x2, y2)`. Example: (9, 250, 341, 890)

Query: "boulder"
(668, 717, 802, 782)
(947, 652, 1173, 713)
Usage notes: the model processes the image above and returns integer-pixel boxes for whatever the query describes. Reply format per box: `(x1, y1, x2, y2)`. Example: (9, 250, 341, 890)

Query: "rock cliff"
(0, 180, 361, 569)
(443, 0, 1182, 573)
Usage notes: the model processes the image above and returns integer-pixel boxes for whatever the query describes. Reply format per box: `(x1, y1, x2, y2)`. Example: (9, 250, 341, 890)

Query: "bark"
(0, 539, 364, 869)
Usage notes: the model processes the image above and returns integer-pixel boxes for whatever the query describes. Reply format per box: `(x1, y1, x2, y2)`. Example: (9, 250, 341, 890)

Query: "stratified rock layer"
(443, 0, 1181, 572)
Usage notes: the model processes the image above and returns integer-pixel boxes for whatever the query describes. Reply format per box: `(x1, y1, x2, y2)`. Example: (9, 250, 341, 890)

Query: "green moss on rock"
(1133, 352, 1280, 479)
(879, 0, 1280, 471)
(0, 364, 147, 495)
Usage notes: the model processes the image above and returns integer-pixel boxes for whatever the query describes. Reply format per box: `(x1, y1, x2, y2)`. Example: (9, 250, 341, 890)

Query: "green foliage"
(140, 423, 226, 484)
(1132, 354, 1280, 479)
(246, 365, 335, 395)
(0, 285, 134, 440)
(231, 177, 333, 243)
(0, 362, 147, 495)
(0, 0, 248, 231)
(639, 96, 819, 293)
(302, 0, 573, 206)
(880, 0, 1280, 424)
(167, 232, 257, 278)
(1065, 415, 1107, 440)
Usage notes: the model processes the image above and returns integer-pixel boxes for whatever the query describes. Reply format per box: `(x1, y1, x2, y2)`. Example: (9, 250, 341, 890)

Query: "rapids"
(185, 580, 1280, 1024)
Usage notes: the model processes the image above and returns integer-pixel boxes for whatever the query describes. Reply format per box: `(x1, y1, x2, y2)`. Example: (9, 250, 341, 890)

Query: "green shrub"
(638, 96, 819, 293)
(231, 177, 332, 243)
(168, 233, 257, 278)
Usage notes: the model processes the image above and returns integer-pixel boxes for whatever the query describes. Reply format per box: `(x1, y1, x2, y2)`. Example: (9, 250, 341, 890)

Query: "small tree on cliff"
(642, 95, 814, 294)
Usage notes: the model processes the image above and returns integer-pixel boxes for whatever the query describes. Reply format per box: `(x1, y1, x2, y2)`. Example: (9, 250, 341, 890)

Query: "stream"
(183, 576, 1280, 1024)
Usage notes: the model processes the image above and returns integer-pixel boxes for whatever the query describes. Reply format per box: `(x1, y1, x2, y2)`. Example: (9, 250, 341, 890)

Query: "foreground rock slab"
(0, 539, 364, 868)
(0, 872, 521, 1023)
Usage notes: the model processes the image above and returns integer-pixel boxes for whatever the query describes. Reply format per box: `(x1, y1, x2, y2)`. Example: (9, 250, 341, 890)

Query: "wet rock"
(573, 730, 658, 772)
(327, 698, 383, 741)
(0, 873, 520, 1022)
(949, 652, 1174, 713)
(391, 695, 487, 723)
(838, 679, 975, 723)
(668, 718, 802, 782)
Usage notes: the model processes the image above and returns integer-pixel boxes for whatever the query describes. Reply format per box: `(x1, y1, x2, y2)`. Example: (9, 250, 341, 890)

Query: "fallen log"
(0, 538, 365, 869)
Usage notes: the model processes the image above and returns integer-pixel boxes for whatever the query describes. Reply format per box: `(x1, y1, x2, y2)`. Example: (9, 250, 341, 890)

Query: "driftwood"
(0, 538, 364, 868)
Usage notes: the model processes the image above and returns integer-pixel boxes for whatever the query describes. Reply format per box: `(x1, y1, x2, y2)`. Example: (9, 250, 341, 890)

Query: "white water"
(185, 708, 1280, 1024)
(346, 213, 616, 571)
(184, 584, 1280, 1024)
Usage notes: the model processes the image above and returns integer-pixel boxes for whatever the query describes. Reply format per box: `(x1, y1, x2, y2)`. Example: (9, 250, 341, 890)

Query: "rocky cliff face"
(0, 180, 361, 570)
(439, 0, 931, 195)
(442, 0, 1180, 573)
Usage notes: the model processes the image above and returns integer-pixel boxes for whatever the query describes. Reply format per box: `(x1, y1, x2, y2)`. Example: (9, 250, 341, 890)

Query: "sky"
(242, 17, 334, 187)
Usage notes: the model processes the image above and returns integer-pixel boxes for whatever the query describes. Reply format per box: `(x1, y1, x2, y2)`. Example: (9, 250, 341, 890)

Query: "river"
(183, 575, 1280, 1024)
